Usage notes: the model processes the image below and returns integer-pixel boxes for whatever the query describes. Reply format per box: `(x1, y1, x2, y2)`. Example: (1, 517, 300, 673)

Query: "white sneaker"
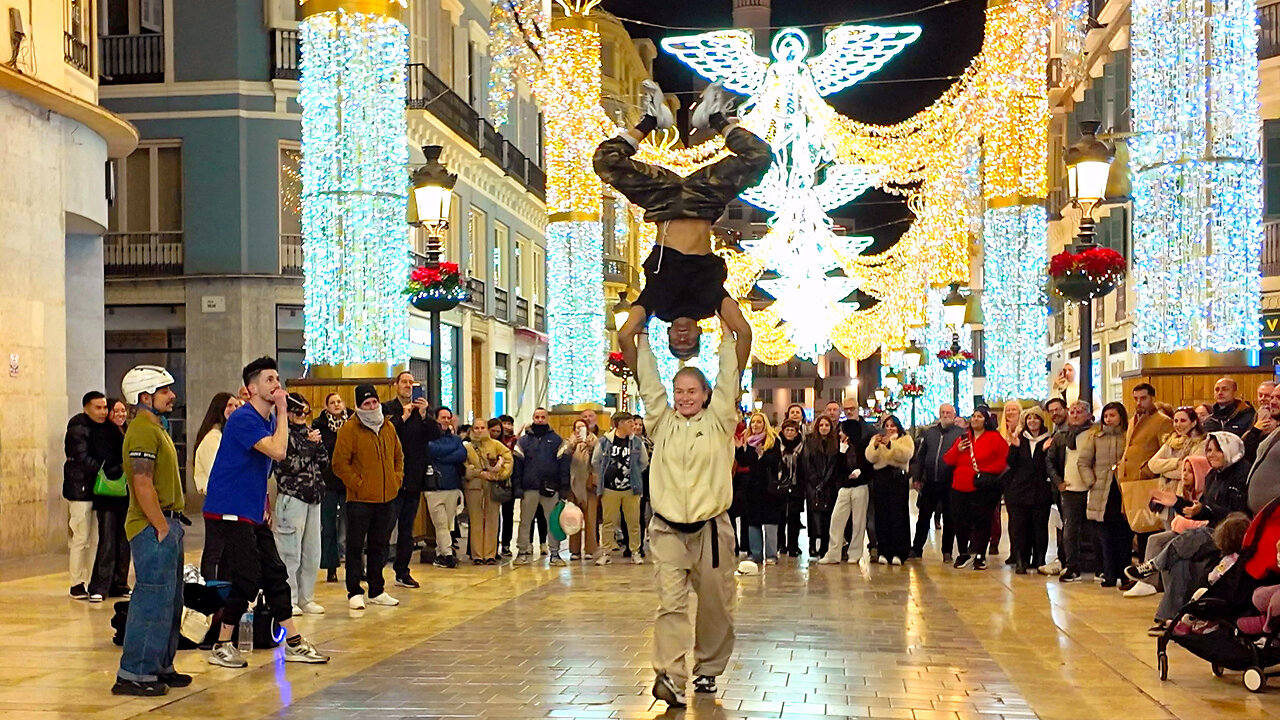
(633, 555, 645, 565)
(640, 80, 675, 130)
(1038, 560, 1063, 576)
(595, 555, 612, 566)
(291, 604, 302, 616)
(764, 558, 777, 565)
(690, 82, 736, 131)
(736, 560, 760, 576)
(302, 601, 326, 615)
(877, 555, 889, 565)
(891, 557, 903, 566)
(283, 637, 330, 663)
(348, 594, 366, 610)
(367, 592, 399, 606)
(207, 642, 248, 668)
(816, 555, 841, 565)
(1123, 581, 1158, 598)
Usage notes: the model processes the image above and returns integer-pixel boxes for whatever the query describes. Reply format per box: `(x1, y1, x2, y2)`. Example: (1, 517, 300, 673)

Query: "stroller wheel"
(1211, 664, 1224, 677)
(1244, 667, 1266, 693)
(1158, 652, 1168, 681)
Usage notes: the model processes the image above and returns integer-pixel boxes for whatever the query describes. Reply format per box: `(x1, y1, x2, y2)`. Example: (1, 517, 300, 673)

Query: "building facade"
(0, 0, 137, 556)
(96, 0, 548, 469)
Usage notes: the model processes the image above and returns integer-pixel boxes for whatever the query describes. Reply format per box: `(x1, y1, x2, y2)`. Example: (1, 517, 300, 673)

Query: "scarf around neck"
(324, 410, 349, 435)
(746, 432, 766, 447)
(355, 407, 383, 432)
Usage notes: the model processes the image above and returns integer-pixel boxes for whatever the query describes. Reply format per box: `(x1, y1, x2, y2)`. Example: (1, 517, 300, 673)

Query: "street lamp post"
(903, 339, 923, 428)
(1064, 121, 1115, 409)
(942, 283, 968, 410)
(409, 145, 457, 409)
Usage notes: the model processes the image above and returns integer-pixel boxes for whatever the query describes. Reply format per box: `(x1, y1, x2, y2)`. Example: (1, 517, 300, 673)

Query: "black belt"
(162, 510, 192, 526)
(655, 512, 721, 569)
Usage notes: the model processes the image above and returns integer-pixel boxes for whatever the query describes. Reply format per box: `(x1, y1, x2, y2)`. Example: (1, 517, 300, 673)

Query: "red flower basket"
(607, 351, 632, 379)
(901, 382, 925, 399)
(936, 348, 973, 372)
(405, 261, 469, 311)
(1048, 247, 1124, 302)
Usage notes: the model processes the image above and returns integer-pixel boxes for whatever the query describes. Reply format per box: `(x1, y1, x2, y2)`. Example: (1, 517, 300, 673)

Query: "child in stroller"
(1158, 500, 1280, 692)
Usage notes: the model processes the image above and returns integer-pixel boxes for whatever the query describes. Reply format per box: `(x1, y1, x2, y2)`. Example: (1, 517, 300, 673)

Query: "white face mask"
(355, 406, 383, 431)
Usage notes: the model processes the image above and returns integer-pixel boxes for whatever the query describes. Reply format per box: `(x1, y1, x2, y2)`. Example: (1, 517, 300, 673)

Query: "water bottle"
(237, 609, 254, 653)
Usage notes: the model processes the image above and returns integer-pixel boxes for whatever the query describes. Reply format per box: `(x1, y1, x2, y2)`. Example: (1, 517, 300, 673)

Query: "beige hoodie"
(636, 333, 740, 524)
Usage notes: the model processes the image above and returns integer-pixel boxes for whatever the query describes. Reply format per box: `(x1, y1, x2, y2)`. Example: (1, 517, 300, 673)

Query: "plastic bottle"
(237, 609, 254, 653)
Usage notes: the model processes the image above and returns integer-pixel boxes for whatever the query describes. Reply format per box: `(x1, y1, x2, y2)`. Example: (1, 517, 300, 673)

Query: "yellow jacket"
(636, 333, 741, 524)
(464, 437, 513, 491)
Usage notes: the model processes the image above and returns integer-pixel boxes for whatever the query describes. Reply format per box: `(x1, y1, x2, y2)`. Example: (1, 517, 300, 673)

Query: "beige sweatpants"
(649, 511, 737, 689)
(598, 489, 642, 557)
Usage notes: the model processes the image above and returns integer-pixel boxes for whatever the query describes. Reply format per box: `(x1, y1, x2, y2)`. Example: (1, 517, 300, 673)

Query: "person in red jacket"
(944, 406, 1009, 570)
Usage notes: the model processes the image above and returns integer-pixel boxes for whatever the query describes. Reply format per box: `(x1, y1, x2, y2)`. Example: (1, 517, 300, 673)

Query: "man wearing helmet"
(113, 365, 189, 696)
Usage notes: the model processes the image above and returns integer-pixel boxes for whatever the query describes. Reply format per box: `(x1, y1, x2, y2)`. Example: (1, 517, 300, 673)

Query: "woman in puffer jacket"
(864, 415, 914, 566)
(1077, 401, 1129, 587)
(1004, 407, 1053, 574)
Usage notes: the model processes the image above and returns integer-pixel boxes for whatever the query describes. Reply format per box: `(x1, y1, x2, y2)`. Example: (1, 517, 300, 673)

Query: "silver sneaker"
(690, 82, 736, 131)
(207, 642, 248, 668)
(284, 638, 331, 664)
(640, 80, 675, 130)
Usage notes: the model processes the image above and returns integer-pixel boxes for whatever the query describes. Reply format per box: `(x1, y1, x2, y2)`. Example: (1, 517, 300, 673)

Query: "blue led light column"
(1130, 0, 1262, 353)
(299, 1, 410, 375)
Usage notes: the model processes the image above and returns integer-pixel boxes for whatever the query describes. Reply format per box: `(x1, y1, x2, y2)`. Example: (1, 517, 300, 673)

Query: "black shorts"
(633, 246, 729, 323)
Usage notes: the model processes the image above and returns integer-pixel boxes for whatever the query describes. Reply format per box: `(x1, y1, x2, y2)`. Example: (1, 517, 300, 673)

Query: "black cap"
(354, 384, 378, 408)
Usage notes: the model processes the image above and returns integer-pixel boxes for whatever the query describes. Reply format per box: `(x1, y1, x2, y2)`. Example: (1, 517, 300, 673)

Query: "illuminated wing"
(660, 30, 769, 96)
(813, 164, 880, 211)
(806, 25, 922, 97)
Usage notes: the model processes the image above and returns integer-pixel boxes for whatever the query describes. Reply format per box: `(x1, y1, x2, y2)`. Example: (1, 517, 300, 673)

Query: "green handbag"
(93, 468, 128, 498)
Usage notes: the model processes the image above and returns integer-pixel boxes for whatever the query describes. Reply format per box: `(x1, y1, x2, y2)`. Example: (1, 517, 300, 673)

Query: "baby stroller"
(1157, 501, 1280, 692)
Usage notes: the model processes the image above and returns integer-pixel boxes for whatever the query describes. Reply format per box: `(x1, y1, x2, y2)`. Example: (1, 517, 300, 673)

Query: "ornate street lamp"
(408, 145, 458, 408)
(941, 283, 970, 409)
(1063, 121, 1116, 407)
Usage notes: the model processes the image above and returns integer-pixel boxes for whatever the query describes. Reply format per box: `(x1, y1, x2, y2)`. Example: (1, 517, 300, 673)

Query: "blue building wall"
(174, 0, 272, 83)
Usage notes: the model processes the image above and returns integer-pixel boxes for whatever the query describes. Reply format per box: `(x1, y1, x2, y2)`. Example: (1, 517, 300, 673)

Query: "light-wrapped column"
(979, 0, 1050, 400)
(299, 4, 409, 369)
(1129, 0, 1262, 352)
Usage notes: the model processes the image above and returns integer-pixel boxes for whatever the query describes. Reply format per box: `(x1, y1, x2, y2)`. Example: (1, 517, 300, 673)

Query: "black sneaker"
(1100, 578, 1117, 588)
(444, 555, 459, 568)
(69, 583, 89, 600)
(325, 569, 338, 583)
(693, 675, 717, 694)
(1059, 568, 1082, 583)
(652, 673, 687, 707)
(973, 555, 988, 570)
(432, 556, 450, 568)
(395, 573, 420, 588)
(908, 549, 923, 560)
(953, 554, 972, 569)
(158, 671, 192, 688)
(1124, 562, 1156, 582)
(1004, 555, 1017, 566)
(111, 678, 167, 696)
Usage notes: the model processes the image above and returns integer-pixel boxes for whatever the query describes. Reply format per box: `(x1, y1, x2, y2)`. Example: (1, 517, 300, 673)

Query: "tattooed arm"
(128, 454, 169, 540)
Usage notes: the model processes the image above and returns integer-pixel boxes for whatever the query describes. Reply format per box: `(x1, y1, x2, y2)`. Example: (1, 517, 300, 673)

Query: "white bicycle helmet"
(122, 365, 176, 404)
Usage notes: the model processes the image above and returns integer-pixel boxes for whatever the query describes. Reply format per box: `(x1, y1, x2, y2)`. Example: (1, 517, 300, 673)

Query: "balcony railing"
(463, 276, 487, 314)
(534, 304, 546, 333)
(515, 297, 529, 327)
(65, 32, 92, 76)
(280, 234, 304, 275)
(603, 256, 638, 287)
(495, 287, 509, 319)
(1264, 221, 1280, 276)
(1263, 2, 1280, 60)
(100, 34, 163, 84)
(271, 29, 300, 80)
(406, 63, 544, 199)
(104, 232, 183, 276)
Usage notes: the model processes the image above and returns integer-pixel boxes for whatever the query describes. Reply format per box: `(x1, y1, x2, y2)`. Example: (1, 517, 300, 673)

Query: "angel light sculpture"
(661, 25, 919, 360)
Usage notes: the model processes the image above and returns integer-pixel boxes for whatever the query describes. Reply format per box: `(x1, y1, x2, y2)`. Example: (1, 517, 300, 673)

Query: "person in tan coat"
(1077, 401, 1128, 587)
(464, 419, 513, 565)
(1117, 384, 1174, 551)
(331, 384, 404, 610)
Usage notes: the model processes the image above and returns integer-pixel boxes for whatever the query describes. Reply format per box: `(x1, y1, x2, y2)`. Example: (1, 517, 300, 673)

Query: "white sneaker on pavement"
(283, 637, 330, 663)
(816, 555, 841, 565)
(595, 555, 611, 566)
(302, 601, 326, 614)
(633, 555, 645, 565)
(348, 594, 366, 610)
(291, 604, 302, 616)
(207, 642, 248, 668)
(367, 592, 399, 606)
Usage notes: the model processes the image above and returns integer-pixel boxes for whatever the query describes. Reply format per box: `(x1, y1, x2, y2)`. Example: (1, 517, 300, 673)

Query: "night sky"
(599, 0, 987, 244)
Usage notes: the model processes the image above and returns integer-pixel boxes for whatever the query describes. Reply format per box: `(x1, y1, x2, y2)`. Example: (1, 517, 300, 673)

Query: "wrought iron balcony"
(65, 32, 92, 76)
(1263, 220, 1280, 276)
(280, 234, 304, 275)
(100, 34, 163, 84)
(272, 29, 300, 80)
(495, 287, 510, 320)
(516, 296, 530, 327)
(534, 303, 546, 333)
(104, 232, 183, 276)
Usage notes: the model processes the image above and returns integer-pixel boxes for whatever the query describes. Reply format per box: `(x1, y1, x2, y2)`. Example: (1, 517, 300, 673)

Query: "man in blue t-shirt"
(203, 357, 329, 669)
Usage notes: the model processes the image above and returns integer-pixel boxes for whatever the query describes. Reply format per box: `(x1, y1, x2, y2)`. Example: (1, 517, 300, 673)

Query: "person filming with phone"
(382, 372, 440, 589)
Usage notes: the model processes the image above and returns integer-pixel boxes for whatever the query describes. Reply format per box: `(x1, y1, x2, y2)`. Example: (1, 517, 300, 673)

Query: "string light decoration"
(1129, 0, 1262, 353)
(983, 205, 1048, 398)
(639, 0, 1076, 364)
(486, 0, 547, 129)
(661, 25, 919, 360)
(299, 4, 410, 369)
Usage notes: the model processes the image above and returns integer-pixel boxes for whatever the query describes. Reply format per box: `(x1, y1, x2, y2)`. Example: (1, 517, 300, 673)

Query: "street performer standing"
(621, 301, 751, 707)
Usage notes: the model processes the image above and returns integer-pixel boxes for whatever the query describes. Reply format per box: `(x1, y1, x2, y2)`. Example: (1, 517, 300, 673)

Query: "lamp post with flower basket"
(407, 145, 461, 408)
(607, 351, 634, 411)
(1058, 121, 1118, 408)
